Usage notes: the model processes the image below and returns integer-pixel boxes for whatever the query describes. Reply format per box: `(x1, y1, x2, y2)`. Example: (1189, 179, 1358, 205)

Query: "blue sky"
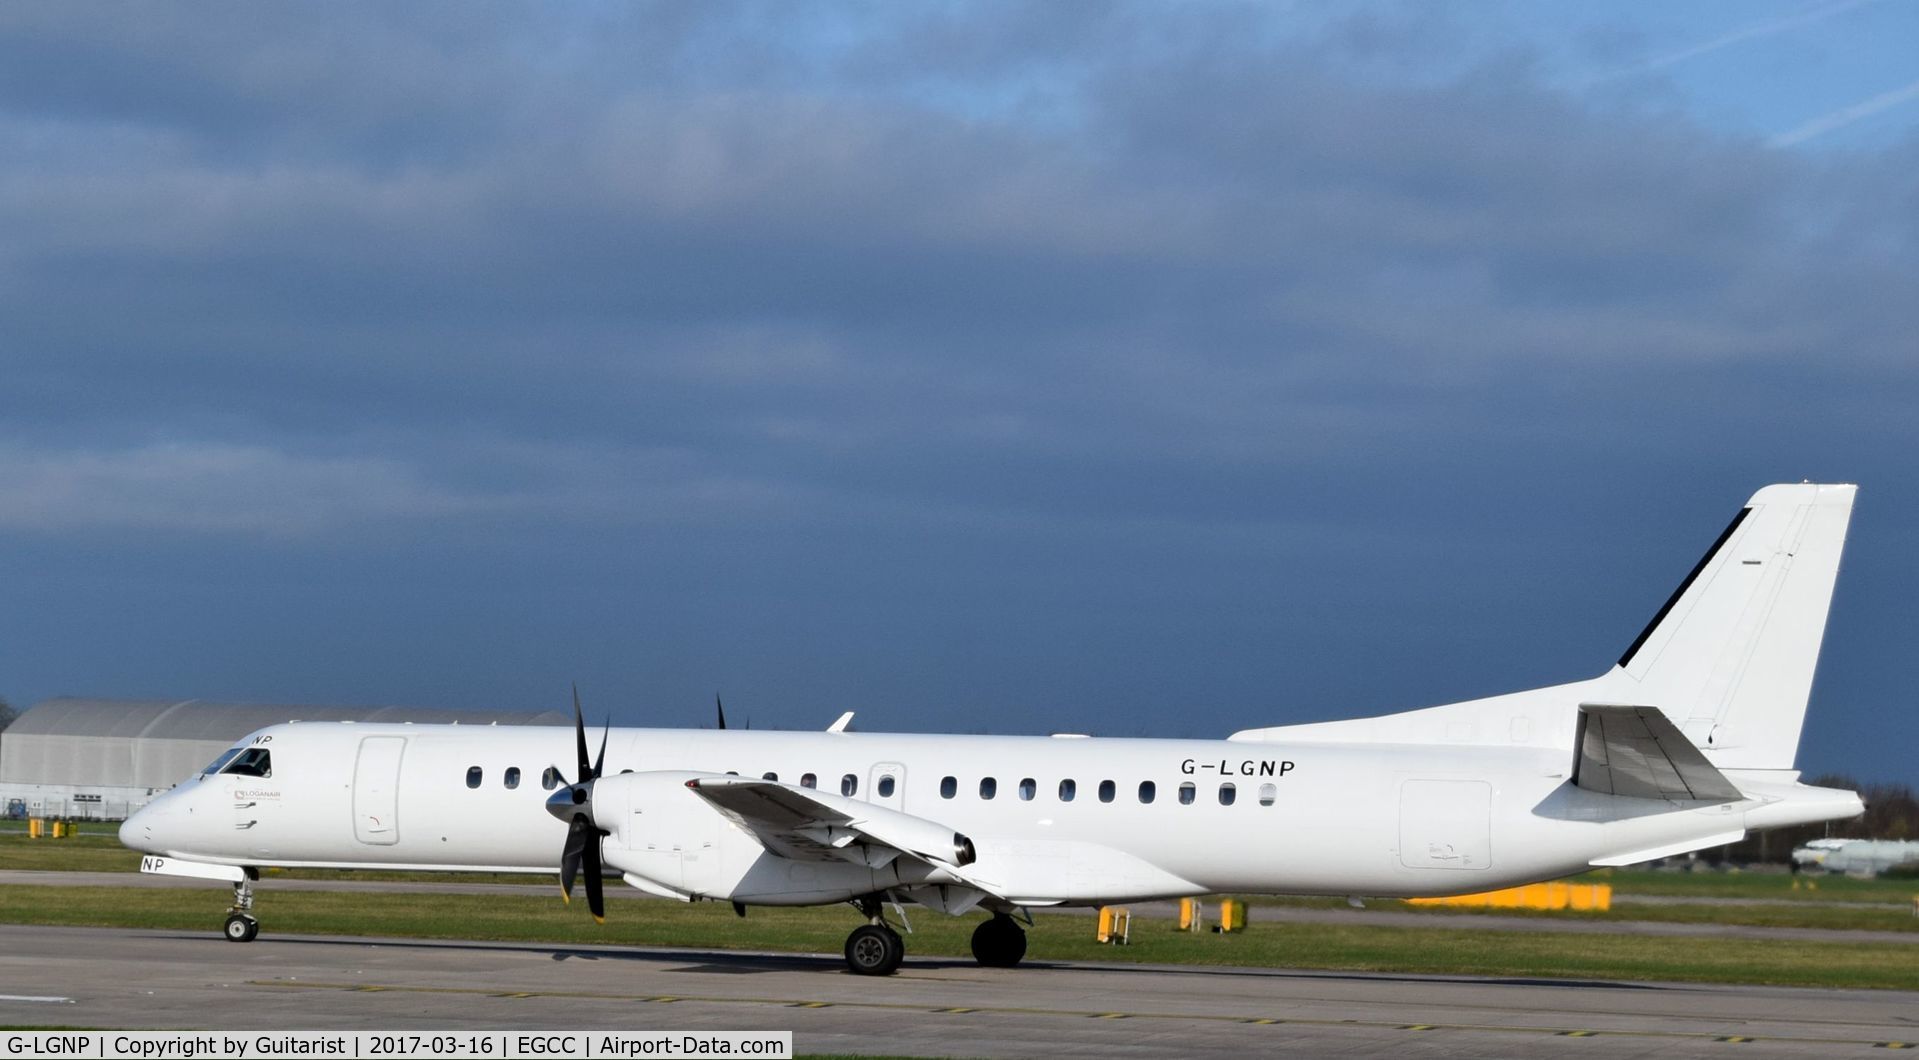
(1, 2, 1915, 788)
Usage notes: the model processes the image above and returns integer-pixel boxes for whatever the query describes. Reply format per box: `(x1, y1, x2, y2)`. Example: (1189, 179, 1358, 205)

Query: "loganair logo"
(1181, 758, 1296, 777)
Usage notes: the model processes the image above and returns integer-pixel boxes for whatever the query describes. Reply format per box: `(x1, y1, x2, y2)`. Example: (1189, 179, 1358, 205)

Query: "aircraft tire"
(223, 914, 259, 943)
(844, 924, 904, 976)
(970, 915, 1026, 967)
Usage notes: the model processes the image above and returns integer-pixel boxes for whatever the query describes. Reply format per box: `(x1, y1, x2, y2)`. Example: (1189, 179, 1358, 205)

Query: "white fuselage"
(120, 721, 1775, 904)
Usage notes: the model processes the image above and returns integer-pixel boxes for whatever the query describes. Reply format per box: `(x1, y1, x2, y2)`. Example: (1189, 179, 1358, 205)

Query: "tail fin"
(1608, 483, 1856, 770)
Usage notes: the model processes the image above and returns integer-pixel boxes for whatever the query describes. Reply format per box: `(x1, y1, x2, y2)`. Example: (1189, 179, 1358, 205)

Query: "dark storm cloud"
(0, 4, 1913, 777)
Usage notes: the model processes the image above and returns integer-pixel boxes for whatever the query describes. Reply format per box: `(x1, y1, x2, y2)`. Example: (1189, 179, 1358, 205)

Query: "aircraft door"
(353, 737, 406, 845)
(869, 762, 906, 811)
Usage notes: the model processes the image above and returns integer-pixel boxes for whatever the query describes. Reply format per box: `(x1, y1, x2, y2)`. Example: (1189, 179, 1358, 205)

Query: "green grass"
(1574, 866, 1919, 904)
(4, 832, 1916, 931)
(0, 884, 1914, 991)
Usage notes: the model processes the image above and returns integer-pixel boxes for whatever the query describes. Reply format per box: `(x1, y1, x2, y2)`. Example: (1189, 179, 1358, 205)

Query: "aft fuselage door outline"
(352, 736, 406, 845)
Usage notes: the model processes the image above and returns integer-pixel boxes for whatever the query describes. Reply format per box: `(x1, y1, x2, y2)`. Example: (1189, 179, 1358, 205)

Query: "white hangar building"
(0, 697, 569, 820)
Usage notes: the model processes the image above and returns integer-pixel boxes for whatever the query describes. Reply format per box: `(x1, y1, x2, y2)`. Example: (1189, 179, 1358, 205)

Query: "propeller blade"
(716, 694, 727, 731)
(572, 683, 592, 782)
(560, 814, 589, 902)
(584, 829, 605, 923)
(593, 717, 609, 781)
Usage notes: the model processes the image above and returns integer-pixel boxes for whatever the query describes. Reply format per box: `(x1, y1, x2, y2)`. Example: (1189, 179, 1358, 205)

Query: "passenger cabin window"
(1098, 780, 1116, 803)
(940, 776, 957, 799)
(1178, 781, 1196, 805)
(877, 775, 896, 798)
(979, 777, 997, 800)
(1139, 781, 1156, 804)
(1259, 783, 1277, 807)
(1018, 777, 1036, 801)
(542, 767, 560, 791)
(201, 748, 244, 775)
(222, 748, 272, 778)
(466, 766, 483, 789)
(801, 773, 817, 789)
(504, 767, 521, 790)
(840, 773, 858, 797)
(1058, 779, 1076, 802)
(1219, 782, 1236, 806)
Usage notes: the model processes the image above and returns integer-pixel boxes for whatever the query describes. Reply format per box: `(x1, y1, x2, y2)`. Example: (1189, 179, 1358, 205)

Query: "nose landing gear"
(222, 872, 260, 943)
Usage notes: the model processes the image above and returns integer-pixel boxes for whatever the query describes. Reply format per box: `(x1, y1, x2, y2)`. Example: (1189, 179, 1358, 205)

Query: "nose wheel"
(222, 873, 260, 943)
(223, 913, 259, 942)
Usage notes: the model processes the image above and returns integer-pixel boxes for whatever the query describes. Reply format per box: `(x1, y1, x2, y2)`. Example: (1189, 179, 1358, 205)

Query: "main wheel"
(844, 924, 905, 976)
(970, 915, 1026, 968)
(223, 913, 259, 943)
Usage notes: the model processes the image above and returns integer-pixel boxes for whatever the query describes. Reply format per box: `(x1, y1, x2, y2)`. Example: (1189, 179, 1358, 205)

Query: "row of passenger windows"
(943, 775, 1275, 806)
(461, 765, 1272, 806)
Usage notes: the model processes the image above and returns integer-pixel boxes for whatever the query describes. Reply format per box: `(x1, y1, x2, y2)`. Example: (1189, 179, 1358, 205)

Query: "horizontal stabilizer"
(1573, 705, 1743, 802)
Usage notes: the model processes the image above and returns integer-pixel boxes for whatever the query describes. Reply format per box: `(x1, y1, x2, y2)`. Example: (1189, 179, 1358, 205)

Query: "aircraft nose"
(119, 800, 166, 853)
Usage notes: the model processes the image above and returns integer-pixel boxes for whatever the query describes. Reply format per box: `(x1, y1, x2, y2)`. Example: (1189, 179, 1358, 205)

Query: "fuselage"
(119, 720, 1773, 903)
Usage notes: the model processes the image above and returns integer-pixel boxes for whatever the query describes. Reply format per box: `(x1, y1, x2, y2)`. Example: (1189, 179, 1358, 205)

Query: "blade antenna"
(716, 694, 727, 731)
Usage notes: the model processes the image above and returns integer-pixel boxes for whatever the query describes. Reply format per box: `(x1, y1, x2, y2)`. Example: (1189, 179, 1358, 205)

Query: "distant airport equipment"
(117, 484, 1869, 975)
(1792, 838, 1919, 876)
(1096, 906, 1131, 944)
(1407, 882, 1611, 911)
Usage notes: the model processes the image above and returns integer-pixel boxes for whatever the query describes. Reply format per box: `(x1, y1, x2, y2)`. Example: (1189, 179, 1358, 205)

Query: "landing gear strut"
(842, 895, 905, 976)
(970, 913, 1026, 968)
(223, 872, 260, 943)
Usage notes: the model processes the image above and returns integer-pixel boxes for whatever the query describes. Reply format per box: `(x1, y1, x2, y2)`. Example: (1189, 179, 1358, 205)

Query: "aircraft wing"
(684, 776, 985, 877)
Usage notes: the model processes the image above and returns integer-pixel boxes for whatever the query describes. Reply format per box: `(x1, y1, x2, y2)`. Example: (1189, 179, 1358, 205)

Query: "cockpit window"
(222, 748, 273, 779)
(200, 748, 244, 775)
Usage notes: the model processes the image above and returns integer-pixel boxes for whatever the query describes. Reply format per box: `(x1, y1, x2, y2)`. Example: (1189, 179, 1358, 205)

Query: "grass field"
(4, 829, 1916, 990)
(1, 883, 1916, 991)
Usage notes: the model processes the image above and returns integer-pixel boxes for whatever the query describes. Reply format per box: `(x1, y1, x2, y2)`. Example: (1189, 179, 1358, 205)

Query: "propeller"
(546, 683, 611, 922)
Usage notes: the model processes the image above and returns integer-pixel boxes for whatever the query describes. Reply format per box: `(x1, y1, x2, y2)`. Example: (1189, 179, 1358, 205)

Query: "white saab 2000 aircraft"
(121, 483, 1865, 975)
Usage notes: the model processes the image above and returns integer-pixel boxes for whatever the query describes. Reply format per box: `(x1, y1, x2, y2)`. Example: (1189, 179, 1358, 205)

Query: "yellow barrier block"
(1217, 899, 1244, 933)
(27, 818, 44, 839)
(1593, 884, 1611, 911)
(1545, 882, 1569, 908)
(1097, 906, 1132, 944)
(1178, 898, 1203, 932)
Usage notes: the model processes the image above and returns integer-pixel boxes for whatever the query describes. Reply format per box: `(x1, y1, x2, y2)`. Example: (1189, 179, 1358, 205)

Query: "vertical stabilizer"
(1608, 483, 1855, 770)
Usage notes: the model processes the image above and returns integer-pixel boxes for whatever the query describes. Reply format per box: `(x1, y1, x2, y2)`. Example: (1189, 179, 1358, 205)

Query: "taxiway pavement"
(1, 924, 1914, 1058)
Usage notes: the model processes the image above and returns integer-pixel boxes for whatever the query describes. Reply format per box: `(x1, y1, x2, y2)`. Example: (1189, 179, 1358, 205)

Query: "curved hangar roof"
(1, 696, 570, 790)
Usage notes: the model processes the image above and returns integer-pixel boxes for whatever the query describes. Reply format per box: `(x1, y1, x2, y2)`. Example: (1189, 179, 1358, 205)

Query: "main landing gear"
(837, 899, 1030, 975)
(222, 871, 260, 943)
(970, 913, 1026, 968)
(843, 896, 905, 976)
